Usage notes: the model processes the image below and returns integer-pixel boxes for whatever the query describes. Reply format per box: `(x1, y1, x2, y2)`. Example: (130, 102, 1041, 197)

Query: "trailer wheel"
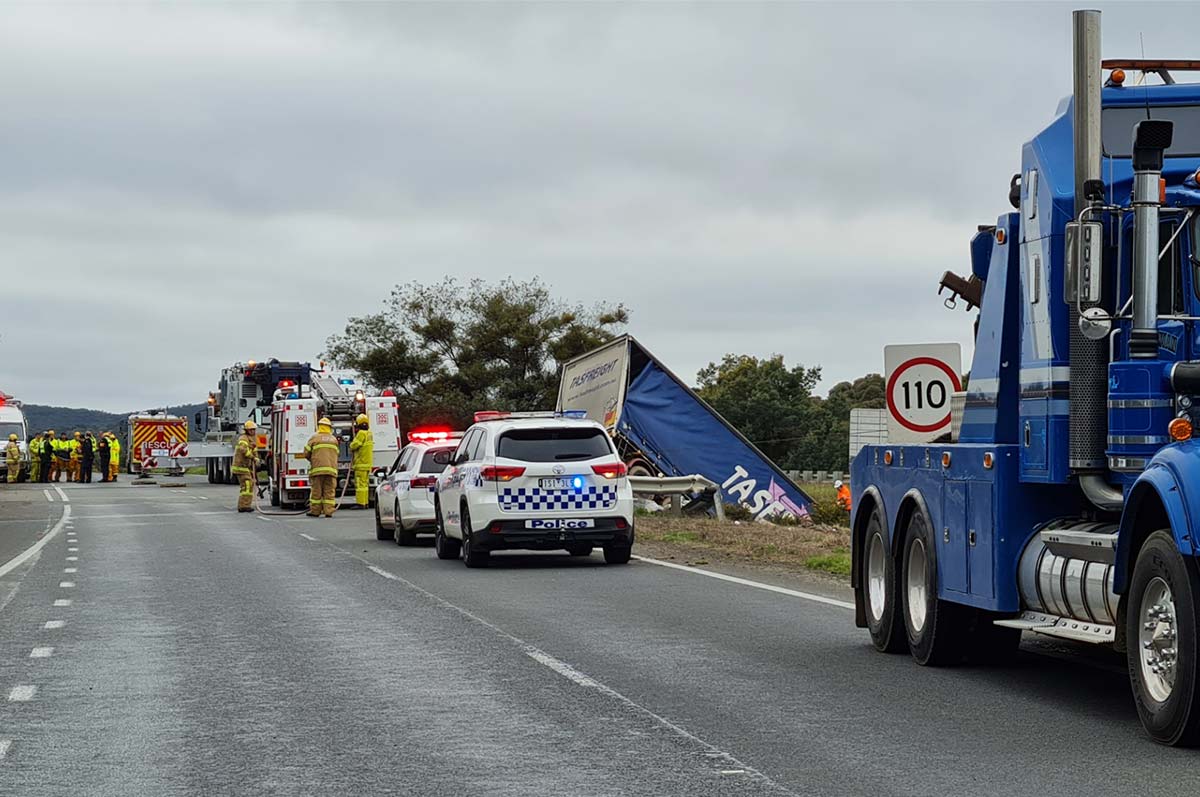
(901, 510, 969, 666)
(863, 506, 906, 653)
(1126, 530, 1200, 746)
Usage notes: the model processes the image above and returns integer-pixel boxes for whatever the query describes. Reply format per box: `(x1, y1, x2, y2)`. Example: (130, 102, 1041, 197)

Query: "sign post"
(884, 344, 963, 444)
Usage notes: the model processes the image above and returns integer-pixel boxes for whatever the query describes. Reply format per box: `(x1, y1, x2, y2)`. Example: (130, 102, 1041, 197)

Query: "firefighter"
(42, 431, 56, 483)
(97, 433, 110, 482)
(299, 417, 340, 518)
(28, 433, 42, 484)
(348, 413, 373, 510)
(232, 420, 257, 513)
(107, 433, 121, 482)
(54, 435, 69, 482)
(834, 479, 851, 514)
(5, 434, 19, 483)
(81, 432, 95, 483)
(68, 431, 82, 482)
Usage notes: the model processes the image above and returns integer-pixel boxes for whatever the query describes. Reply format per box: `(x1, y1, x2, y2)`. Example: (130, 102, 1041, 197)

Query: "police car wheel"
(374, 505, 391, 540)
(434, 503, 460, 560)
(603, 545, 631, 565)
(461, 508, 489, 568)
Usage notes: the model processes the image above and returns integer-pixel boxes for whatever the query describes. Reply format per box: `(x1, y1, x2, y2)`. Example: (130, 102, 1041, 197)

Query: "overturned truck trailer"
(557, 335, 813, 520)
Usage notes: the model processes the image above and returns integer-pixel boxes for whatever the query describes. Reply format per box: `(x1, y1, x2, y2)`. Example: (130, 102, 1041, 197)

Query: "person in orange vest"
(835, 479, 851, 514)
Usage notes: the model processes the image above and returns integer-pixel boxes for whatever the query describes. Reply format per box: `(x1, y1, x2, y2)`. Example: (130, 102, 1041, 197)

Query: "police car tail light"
(411, 476, 436, 487)
(481, 465, 525, 482)
(591, 462, 627, 480)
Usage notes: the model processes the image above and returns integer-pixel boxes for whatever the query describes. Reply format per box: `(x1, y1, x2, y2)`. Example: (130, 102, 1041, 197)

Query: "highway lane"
(0, 478, 1198, 795)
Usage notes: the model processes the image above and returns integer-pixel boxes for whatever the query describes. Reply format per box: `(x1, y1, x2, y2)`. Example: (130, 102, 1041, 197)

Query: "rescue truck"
(266, 369, 400, 509)
(851, 10, 1200, 745)
(124, 411, 189, 476)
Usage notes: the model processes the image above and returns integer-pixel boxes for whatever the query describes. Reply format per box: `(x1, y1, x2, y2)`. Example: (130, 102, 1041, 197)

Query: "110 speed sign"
(883, 344, 963, 443)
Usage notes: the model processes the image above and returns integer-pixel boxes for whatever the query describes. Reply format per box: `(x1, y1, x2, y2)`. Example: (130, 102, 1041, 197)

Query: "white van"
(0, 400, 29, 481)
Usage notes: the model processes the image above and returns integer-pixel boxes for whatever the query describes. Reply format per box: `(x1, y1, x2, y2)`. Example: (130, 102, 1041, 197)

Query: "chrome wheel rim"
(906, 538, 928, 634)
(866, 532, 887, 624)
(1138, 576, 1178, 703)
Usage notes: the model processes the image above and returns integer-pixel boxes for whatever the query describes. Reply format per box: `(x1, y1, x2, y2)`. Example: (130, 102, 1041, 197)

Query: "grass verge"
(636, 514, 851, 579)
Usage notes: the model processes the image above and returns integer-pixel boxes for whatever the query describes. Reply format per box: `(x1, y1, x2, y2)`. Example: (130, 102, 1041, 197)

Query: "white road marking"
(53, 486, 68, 503)
(0, 739, 10, 760)
(67, 547, 78, 552)
(72, 511, 226, 519)
(63, 568, 76, 574)
(0, 506, 71, 580)
(43, 489, 51, 502)
(8, 686, 36, 702)
(199, 496, 209, 500)
(299, 533, 317, 541)
(29, 647, 53, 658)
(53, 599, 71, 607)
(58, 582, 74, 588)
(632, 555, 854, 610)
(360, 561, 793, 793)
(66, 556, 77, 562)
(43, 621, 64, 629)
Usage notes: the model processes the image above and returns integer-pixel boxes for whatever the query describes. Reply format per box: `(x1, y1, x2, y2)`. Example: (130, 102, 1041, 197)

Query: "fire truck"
(265, 369, 400, 509)
(124, 412, 189, 476)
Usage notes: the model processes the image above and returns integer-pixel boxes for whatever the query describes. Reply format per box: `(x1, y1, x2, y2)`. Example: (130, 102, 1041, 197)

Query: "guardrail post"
(712, 489, 726, 522)
(670, 494, 682, 517)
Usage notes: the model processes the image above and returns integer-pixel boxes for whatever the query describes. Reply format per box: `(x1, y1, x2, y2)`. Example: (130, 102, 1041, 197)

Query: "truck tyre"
(434, 503, 460, 560)
(901, 510, 969, 666)
(461, 507, 489, 568)
(270, 484, 281, 507)
(863, 506, 906, 654)
(1126, 530, 1200, 746)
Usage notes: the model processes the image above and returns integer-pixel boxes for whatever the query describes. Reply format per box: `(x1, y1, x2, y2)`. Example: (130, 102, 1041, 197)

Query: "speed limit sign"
(884, 344, 963, 443)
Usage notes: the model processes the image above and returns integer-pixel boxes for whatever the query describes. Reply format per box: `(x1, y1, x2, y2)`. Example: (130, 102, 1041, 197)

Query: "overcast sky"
(3, 2, 1195, 412)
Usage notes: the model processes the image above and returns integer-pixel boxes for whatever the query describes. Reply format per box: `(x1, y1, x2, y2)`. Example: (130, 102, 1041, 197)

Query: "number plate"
(151, 448, 169, 457)
(524, 518, 595, 530)
(538, 478, 573, 489)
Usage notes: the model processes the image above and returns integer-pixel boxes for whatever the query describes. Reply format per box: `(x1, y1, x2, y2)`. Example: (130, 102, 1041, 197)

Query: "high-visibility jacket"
(231, 434, 256, 475)
(349, 429, 373, 469)
(69, 438, 81, 461)
(30, 438, 41, 457)
(109, 438, 121, 464)
(303, 432, 341, 477)
(836, 485, 852, 512)
(5, 442, 19, 467)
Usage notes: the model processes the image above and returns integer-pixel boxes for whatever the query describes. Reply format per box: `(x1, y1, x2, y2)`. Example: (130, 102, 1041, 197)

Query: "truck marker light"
(1111, 68, 1125, 85)
(941, 452, 952, 468)
(983, 452, 994, 469)
(883, 450, 893, 466)
(995, 228, 1006, 245)
(1169, 417, 1193, 441)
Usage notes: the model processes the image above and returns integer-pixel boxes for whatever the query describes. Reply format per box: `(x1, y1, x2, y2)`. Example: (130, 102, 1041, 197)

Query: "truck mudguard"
(1115, 442, 1200, 592)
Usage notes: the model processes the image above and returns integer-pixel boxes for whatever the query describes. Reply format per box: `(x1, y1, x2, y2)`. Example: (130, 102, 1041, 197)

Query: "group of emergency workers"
(5, 430, 122, 484)
(229, 413, 373, 515)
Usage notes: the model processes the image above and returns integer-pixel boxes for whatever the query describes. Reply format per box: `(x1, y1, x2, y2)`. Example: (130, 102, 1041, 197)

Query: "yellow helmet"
(244, 420, 257, 431)
(356, 413, 369, 426)
(8, 434, 16, 441)
(318, 417, 333, 430)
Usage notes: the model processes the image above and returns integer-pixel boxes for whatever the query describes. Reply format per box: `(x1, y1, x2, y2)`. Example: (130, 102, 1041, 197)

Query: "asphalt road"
(0, 477, 1198, 796)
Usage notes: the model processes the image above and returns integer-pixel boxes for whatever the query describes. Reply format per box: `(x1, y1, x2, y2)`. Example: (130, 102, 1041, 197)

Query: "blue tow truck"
(852, 10, 1200, 745)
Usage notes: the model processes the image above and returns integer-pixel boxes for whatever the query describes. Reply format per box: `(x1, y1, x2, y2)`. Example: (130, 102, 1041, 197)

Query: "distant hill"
(23, 404, 208, 439)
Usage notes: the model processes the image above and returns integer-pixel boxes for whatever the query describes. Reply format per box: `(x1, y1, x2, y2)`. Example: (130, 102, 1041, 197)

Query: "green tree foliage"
(324, 278, 628, 429)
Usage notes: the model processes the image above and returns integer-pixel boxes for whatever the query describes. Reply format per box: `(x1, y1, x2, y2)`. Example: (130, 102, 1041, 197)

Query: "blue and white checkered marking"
(499, 485, 618, 512)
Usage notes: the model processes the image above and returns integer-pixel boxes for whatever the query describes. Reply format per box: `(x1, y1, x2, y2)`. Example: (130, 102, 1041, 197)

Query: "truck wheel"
(1127, 530, 1200, 746)
(270, 485, 281, 507)
(863, 506, 906, 653)
(434, 503, 460, 560)
(901, 510, 969, 666)
(461, 508, 489, 568)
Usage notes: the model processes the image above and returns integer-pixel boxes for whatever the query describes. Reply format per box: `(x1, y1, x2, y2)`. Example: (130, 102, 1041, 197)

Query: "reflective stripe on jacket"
(304, 432, 341, 477)
(5, 443, 19, 466)
(232, 434, 256, 474)
(109, 439, 121, 463)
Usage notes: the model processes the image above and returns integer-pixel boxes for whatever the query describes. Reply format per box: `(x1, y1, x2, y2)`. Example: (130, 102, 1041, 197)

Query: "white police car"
(433, 411, 635, 567)
(374, 429, 462, 544)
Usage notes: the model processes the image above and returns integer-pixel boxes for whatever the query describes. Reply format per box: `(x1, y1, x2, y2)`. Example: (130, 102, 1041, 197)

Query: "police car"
(433, 411, 635, 567)
(375, 429, 463, 544)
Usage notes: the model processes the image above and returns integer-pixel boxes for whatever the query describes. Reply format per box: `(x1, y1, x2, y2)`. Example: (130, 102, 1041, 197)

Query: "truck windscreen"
(0, 422, 24, 442)
(1103, 105, 1200, 157)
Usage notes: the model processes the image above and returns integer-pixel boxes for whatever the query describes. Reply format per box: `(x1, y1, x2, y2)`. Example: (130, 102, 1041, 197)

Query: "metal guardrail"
(628, 474, 726, 521)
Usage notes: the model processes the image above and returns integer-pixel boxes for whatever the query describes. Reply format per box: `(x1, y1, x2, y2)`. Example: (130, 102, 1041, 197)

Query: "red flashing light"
(381, 389, 395, 397)
(408, 427, 462, 443)
(474, 411, 510, 422)
(481, 465, 525, 482)
(296, 479, 308, 488)
(591, 462, 628, 480)
(279, 379, 295, 389)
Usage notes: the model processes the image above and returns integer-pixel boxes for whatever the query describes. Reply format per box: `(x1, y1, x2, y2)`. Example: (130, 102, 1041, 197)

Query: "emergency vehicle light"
(279, 380, 295, 388)
(408, 428, 464, 443)
(474, 411, 510, 422)
(560, 410, 587, 419)
(339, 378, 355, 385)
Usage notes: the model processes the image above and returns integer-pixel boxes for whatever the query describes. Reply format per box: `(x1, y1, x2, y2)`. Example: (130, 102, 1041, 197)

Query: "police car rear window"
(496, 428, 612, 462)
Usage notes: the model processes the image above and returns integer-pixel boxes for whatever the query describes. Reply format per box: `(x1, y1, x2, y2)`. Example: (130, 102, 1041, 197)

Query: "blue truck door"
(968, 481, 995, 599)
(940, 481, 969, 593)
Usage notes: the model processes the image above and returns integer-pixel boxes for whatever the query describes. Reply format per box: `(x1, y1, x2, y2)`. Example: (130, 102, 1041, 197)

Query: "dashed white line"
(63, 568, 77, 574)
(43, 621, 64, 630)
(299, 533, 317, 541)
(58, 582, 74, 589)
(72, 511, 225, 519)
(53, 599, 71, 607)
(43, 489, 51, 502)
(29, 647, 53, 659)
(0, 506, 71, 580)
(0, 739, 10, 760)
(8, 686, 36, 702)
(359, 560, 792, 793)
(67, 548, 78, 552)
(66, 556, 78, 562)
(53, 486, 68, 503)
(631, 555, 854, 610)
